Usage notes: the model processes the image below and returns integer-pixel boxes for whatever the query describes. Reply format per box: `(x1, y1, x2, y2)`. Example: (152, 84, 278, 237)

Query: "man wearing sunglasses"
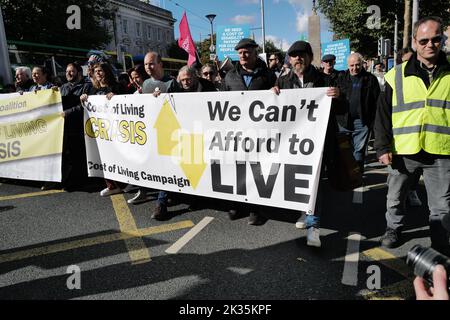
(375, 16, 450, 253)
(268, 53, 282, 78)
(272, 41, 345, 247)
(320, 54, 342, 87)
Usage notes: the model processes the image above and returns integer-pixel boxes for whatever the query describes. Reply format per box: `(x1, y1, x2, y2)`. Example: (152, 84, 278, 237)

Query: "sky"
(150, 0, 334, 51)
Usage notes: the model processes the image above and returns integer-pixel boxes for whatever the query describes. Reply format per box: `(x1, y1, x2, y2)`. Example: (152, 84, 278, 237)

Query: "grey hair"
(347, 52, 364, 64)
(15, 66, 32, 79)
(178, 65, 198, 78)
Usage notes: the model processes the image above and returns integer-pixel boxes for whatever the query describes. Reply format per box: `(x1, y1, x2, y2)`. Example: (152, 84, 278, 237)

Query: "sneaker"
(151, 205, 167, 220)
(99, 187, 122, 197)
(127, 190, 150, 205)
(380, 228, 402, 248)
(228, 209, 242, 221)
(295, 213, 307, 229)
(123, 184, 139, 193)
(41, 182, 61, 191)
(307, 227, 321, 247)
(407, 190, 422, 207)
(248, 212, 268, 226)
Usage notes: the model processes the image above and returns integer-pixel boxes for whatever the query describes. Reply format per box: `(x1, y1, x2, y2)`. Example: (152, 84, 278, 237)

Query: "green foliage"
(0, 0, 115, 49)
(317, 0, 450, 57)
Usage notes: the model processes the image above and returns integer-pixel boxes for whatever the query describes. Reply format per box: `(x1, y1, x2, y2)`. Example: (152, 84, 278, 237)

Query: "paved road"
(0, 152, 433, 302)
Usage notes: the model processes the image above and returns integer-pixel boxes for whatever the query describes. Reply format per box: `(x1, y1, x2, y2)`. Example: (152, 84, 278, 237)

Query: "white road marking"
(165, 216, 214, 254)
(352, 186, 366, 203)
(342, 232, 363, 286)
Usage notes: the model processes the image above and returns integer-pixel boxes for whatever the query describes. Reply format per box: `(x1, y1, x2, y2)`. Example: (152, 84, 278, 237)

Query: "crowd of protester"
(1, 17, 449, 258)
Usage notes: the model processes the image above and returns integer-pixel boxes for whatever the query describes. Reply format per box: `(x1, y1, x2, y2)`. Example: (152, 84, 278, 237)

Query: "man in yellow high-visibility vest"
(374, 16, 450, 254)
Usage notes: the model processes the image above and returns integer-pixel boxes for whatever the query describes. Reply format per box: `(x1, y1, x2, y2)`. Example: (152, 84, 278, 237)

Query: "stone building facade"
(104, 0, 176, 57)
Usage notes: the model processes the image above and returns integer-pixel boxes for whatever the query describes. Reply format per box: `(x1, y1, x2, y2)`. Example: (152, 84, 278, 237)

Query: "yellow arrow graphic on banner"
(180, 134, 207, 189)
(153, 100, 181, 156)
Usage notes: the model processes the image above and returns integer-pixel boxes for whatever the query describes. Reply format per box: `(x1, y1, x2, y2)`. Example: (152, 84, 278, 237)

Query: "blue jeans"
(339, 118, 370, 164)
(305, 169, 325, 229)
(385, 153, 450, 246)
(157, 191, 168, 207)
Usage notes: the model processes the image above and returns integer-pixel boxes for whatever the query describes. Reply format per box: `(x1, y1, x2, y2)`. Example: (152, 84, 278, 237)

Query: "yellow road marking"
(361, 279, 414, 300)
(0, 190, 64, 201)
(0, 220, 194, 264)
(110, 194, 152, 263)
(361, 247, 416, 300)
(361, 247, 413, 278)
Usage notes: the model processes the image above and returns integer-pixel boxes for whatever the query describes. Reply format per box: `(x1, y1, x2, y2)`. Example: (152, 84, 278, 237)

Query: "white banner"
(0, 89, 64, 182)
(84, 88, 331, 212)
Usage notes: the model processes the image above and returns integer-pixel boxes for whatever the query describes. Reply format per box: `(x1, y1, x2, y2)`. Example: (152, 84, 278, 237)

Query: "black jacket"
(276, 66, 348, 179)
(374, 51, 450, 158)
(221, 58, 276, 91)
(179, 77, 217, 92)
(15, 78, 34, 92)
(337, 69, 380, 128)
(60, 79, 88, 134)
(322, 69, 343, 87)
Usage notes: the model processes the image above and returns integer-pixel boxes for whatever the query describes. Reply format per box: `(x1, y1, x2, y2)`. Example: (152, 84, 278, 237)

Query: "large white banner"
(84, 88, 331, 212)
(0, 89, 64, 182)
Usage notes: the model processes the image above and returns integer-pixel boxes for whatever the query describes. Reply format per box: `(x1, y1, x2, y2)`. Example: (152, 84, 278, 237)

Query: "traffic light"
(384, 39, 391, 57)
(377, 37, 383, 56)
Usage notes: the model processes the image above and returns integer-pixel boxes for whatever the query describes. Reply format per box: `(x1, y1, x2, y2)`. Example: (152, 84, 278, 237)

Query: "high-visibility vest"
(384, 62, 450, 155)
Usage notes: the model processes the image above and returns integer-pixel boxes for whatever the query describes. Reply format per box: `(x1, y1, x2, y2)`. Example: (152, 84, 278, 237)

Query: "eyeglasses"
(202, 71, 215, 76)
(416, 35, 442, 46)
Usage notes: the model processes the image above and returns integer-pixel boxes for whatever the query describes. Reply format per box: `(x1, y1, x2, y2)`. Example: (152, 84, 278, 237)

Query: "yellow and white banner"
(85, 88, 331, 212)
(0, 89, 64, 181)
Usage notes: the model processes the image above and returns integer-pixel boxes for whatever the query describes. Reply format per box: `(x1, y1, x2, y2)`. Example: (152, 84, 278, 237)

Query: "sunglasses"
(289, 51, 307, 58)
(416, 35, 442, 46)
(268, 58, 277, 61)
(202, 71, 215, 76)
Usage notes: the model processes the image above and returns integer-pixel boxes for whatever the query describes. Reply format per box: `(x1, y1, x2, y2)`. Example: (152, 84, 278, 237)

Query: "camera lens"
(406, 245, 450, 292)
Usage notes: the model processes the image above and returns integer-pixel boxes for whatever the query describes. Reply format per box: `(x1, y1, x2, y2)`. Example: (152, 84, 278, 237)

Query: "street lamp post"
(205, 14, 216, 61)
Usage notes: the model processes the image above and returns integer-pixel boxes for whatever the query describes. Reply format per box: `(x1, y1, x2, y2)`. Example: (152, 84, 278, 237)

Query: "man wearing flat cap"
(273, 41, 346, 247)
(321, 54, 342, 87)
(221, 38, 276, 226)
(221, 38, 275, 91)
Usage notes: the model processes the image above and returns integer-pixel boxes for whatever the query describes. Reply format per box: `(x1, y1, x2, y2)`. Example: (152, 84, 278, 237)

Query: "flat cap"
(321, 54, 336, 61)
(287, 41, 313, 56)
(235, 38, 259, 50)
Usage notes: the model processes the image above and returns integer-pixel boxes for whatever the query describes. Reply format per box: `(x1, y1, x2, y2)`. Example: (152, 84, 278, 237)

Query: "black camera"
(406, 245, 450, 293)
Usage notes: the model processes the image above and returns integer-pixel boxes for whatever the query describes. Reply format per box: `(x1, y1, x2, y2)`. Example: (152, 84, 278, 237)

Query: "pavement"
(0, 149, 435, 301)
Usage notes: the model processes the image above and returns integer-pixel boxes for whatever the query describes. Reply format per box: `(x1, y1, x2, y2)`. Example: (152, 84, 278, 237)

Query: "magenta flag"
(178, 12, 197, 66)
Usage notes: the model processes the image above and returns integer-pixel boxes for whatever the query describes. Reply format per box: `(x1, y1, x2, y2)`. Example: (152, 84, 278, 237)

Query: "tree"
(317, 0, 450, 57)
(258, 40, 284, 56)
(0, 0, 115, 49)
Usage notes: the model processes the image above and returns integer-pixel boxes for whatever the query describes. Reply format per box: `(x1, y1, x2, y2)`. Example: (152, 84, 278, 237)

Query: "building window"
(166, 30, 171, 42)
(157, 28, 162, 41)
(153, 29, 157, 41)
(136, 22, 141, 37)
(122, 19, 128, 34)
(147, 26, 152, 40)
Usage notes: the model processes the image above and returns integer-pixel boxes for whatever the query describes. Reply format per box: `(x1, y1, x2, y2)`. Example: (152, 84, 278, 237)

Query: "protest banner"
(0, 89, 64, 181)
(84, 88, 331, 212)
(216, 25, 250, 62)
(321, 39, 351, 71)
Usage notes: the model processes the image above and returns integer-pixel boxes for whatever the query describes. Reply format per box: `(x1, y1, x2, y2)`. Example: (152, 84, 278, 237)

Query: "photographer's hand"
(414, 265, 449, 300)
